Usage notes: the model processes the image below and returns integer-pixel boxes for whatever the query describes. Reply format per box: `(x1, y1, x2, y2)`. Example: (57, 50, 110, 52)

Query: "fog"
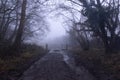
(35, 17, 69, 48)
(45, 16, 66, 39)
(40, 17, 68, 49)
(25, 14, 69, 49)
(24, 0, 81, 49)
(26, 0, 71, 49)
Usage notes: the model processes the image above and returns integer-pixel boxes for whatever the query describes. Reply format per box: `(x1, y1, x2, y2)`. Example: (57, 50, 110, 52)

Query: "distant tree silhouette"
(68, 23, 90, 51)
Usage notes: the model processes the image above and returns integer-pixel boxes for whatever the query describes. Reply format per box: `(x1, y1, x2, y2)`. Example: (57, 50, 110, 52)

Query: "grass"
(71, 48, 120, 80)
(0, 44, 46, 80)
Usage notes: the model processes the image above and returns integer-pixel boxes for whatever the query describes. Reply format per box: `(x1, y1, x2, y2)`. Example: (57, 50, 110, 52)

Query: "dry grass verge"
(71, 48, 120, 80)
(0, 44, 46, 80)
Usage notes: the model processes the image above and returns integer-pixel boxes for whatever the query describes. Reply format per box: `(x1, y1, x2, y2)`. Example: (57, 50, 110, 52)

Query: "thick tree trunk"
(12, 0, 27, 51)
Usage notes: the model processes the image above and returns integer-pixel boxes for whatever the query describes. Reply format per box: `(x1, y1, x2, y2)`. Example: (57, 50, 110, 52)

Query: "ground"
(0, 45, 45, 80)
(72, 48, 120, 80)
(19, 50, 96, 80)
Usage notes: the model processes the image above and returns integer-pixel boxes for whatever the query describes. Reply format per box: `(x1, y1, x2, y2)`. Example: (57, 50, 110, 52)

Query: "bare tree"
(0, 0, 49, 55)
(0, 0, 18, 41)
(12, 0, 27, 50)
(64, 0, 120, 53)
(58, 3, 90, 50)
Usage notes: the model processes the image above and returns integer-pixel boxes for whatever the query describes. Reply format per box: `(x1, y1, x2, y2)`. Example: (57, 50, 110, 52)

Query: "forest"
(0, 0, 120, 80)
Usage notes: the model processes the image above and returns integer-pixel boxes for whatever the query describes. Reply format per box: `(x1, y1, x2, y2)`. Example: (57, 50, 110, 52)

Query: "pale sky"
(45, 16, 66, 39)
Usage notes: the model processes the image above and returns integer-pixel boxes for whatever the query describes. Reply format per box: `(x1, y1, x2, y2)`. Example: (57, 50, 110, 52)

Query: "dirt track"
(19, 50, 96, 80)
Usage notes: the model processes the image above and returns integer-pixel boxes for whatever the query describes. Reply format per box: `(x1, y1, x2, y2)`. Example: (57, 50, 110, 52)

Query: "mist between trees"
(1, 0, 120, 80)
(0, 0, 49, 56)
(57, 0, 120, 53)
(1, 0, 120, 57)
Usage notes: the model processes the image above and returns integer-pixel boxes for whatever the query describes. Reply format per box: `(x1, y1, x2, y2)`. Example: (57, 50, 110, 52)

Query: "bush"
(0, 43, 46, 80)
(72, 48, 120, 80)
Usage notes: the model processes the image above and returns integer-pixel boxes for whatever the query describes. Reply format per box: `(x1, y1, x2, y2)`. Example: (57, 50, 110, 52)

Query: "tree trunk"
(12, 0, 27, 51)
